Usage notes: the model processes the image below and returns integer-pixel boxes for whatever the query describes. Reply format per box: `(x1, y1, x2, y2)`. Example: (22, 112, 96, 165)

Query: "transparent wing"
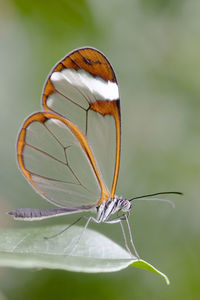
(42, 47, 121, 200)
(17, 112, 109, 208)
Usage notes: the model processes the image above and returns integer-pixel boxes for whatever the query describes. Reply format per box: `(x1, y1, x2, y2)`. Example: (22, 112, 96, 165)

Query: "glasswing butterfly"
(9, 47, 181, 257)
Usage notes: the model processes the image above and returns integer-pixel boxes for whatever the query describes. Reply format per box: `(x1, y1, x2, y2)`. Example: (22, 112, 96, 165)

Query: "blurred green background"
(0, 0, 200, 299)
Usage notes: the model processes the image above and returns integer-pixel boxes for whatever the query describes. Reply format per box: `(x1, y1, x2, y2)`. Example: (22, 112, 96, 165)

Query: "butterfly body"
(9, 196, 131, 223)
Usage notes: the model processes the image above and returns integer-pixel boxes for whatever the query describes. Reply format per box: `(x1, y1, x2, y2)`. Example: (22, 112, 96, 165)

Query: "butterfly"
(9, 47, 181, 257)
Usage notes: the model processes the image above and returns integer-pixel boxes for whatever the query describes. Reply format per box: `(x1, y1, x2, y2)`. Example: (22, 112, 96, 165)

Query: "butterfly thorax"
(96, 196, 131, 223)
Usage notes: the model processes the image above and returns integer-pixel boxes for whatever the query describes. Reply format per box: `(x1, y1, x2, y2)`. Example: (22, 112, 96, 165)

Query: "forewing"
(42, 47, 121, 200)
(17, 112, 109, 208)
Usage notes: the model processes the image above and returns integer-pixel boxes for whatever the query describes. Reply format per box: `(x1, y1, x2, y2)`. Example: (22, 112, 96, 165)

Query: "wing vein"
(54, 87, 89, 110)
(25, 143, 67, 166)
(30, 173, 78, 185)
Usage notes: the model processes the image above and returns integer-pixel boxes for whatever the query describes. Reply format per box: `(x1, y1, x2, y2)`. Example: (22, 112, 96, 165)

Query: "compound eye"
(121, 199, 131, 212)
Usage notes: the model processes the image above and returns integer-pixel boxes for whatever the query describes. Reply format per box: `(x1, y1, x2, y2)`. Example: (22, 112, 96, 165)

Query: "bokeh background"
(0, 0, 200, 299)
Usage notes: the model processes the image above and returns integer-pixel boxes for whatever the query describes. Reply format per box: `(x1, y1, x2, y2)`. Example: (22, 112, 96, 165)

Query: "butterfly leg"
(66, 216, 100, 256)
(124, 214, 140, 259)
(119, 219, 134, 257)
(104, 215, 133, 257)
(44, 216, 82, 240)
(105, 214, 140, 259)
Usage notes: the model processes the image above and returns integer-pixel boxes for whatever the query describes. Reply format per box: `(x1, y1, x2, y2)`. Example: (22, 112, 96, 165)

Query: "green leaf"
(0, 225, 169, 284)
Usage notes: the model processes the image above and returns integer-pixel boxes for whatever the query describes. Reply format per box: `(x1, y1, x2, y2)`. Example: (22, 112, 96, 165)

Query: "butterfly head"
(117, 197, 132, 212)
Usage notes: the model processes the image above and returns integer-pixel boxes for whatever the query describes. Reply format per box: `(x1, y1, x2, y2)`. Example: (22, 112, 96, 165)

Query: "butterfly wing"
(17, 112, 109, 209)
(15, 47, 121, 218)
(42, 47, 121, 201)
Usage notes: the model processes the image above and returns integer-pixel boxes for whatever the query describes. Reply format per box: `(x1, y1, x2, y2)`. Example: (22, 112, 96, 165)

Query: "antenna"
(129, 191, 183, 208)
